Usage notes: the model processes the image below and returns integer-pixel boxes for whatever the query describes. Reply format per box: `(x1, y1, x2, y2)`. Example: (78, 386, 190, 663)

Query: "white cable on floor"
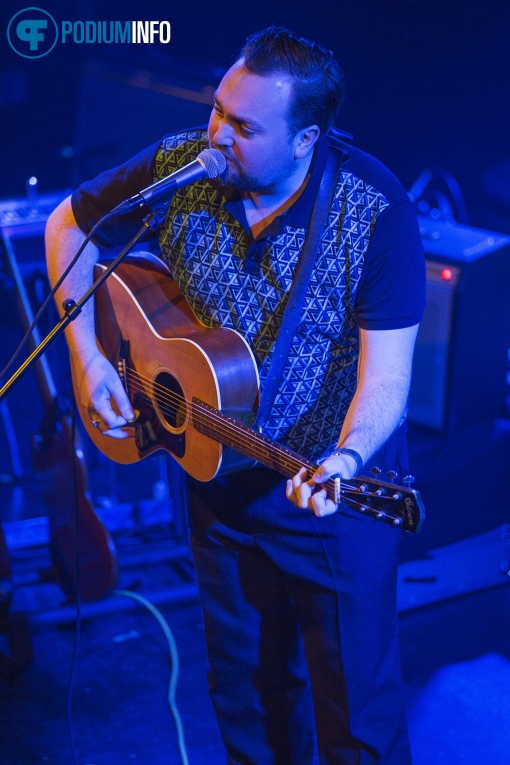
(114, 588, 190, 765)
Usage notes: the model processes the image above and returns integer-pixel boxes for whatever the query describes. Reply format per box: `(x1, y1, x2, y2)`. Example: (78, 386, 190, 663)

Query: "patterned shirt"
(72, 128, 425, 461)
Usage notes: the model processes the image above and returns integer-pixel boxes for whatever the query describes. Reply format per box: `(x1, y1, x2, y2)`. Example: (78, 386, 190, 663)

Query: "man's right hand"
(45, 197, 137, 440)
(75, 352, 136, 439)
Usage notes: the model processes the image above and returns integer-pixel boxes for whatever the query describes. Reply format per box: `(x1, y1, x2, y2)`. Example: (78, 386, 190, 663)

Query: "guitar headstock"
(338, 473, 425, 533)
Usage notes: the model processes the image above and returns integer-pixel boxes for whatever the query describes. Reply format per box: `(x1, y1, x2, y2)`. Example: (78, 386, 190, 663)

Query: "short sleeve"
(354, 200, 426, 330)
(71, 139, 162, 248)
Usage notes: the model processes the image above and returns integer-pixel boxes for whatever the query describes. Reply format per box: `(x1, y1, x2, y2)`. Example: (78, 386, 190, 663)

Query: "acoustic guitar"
(74, 253, 425, 533)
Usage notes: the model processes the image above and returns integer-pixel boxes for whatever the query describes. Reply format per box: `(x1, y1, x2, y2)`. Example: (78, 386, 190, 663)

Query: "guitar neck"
(191, 398, 342, 503)
(192, 398, 316, 479)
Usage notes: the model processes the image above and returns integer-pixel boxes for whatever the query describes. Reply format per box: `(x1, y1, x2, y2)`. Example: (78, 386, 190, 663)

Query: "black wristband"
(327, 447, 364, 477)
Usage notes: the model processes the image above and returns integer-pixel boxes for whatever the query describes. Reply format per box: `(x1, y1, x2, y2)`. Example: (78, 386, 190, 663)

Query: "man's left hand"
(286, 453, 356, 517)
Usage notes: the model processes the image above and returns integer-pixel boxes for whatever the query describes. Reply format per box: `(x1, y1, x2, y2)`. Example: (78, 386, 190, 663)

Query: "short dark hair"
(240, 26, 345, 136)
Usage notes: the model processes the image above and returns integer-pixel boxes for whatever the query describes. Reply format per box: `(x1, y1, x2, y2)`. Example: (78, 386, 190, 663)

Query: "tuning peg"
(386, 470, 398, 483)
(371, 466, 381, 477)
(403, 475, 415, 488)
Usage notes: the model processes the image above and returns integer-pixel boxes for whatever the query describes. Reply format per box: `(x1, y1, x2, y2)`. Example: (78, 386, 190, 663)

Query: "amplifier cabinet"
(409, 216, 510, 432)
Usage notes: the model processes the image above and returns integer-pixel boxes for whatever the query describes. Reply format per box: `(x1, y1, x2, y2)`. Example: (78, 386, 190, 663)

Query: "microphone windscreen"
(198, 148, 227, 178)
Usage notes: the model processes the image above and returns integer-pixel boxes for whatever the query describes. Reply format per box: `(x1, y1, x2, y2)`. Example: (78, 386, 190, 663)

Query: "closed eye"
(239, 124, 255, 137)
(213, 98, 259, 137)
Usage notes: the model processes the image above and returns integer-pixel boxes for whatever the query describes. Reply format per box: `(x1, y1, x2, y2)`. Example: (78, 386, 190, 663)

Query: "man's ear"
(294, 125, 320, 159)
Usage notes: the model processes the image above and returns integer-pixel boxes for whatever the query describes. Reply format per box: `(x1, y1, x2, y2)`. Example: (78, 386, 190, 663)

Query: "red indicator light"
(441, 268, 453, 281)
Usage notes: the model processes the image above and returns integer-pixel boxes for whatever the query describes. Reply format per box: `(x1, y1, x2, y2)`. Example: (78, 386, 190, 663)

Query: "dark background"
(1, 0, 509, 231)
(1, 8, 510, 764)
(1, 1, 510, 555)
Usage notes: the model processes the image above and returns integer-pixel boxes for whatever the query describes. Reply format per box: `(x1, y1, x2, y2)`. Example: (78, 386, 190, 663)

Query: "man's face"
(208, 61, 299, 193)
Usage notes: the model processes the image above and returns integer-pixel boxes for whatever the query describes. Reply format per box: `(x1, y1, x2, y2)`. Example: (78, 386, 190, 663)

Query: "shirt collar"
(212, 133, 330, 239)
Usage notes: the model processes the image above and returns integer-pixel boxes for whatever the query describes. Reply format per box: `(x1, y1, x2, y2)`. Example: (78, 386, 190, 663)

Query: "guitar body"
(32, 412, 118, 601)
(74, 254, 260, 481)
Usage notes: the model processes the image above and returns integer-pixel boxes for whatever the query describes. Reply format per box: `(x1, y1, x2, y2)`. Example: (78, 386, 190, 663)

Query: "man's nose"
(212, 121, 234, 147)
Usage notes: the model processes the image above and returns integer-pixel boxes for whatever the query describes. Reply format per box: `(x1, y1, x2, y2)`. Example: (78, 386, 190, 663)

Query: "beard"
(211, 148, 286, 194)
(219, 160, 273, 194)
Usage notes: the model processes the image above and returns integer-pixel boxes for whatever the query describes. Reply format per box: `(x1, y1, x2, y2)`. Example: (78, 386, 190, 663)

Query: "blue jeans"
(187, 461, 412, 765)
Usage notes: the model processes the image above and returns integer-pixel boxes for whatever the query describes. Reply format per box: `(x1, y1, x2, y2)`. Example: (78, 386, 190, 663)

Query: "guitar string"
(122, 368, 347, 487)
(121, 377, 401, 522)
(118, 367, 406, 520)
(121, 367, 404, 506)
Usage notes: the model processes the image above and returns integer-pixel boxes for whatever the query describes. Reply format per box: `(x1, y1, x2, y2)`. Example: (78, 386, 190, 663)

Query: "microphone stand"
(0, 204, 167, 403)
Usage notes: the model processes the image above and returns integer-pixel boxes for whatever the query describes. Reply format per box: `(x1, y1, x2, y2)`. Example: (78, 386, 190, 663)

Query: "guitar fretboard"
(193, 398, 339, 504)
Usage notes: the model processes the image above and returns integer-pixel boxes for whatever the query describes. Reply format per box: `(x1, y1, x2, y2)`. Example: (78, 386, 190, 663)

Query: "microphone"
(111, 148, 226, 217)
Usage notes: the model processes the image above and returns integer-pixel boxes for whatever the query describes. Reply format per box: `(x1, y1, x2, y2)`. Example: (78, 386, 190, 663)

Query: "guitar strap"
(254, 139, 349, 432)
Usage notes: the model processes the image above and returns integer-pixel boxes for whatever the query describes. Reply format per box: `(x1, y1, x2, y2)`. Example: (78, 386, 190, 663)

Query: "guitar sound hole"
(154, 371, 187, 430)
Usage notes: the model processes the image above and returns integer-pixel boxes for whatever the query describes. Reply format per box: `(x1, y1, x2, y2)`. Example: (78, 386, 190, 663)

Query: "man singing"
(46, 27, 425, 764)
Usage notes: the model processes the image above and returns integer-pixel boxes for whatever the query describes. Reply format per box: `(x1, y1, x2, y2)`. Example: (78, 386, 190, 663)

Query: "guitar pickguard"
(132, 390, 185, 457)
